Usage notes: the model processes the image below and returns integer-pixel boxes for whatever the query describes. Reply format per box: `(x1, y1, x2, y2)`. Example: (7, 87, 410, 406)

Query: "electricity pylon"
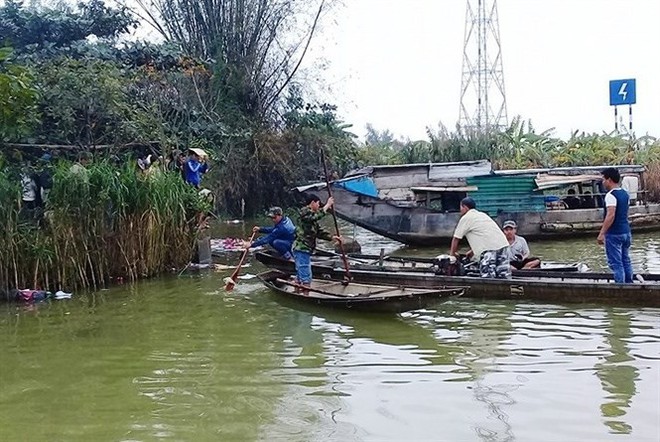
(459, 0, 508, 132)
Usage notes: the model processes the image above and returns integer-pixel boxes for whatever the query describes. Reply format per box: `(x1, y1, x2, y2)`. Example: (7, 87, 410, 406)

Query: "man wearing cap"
(293, 194, 341, 288)
(502, 220, 541, 270)
(248, 207, 296, 260)
(449, 197, 511, 279)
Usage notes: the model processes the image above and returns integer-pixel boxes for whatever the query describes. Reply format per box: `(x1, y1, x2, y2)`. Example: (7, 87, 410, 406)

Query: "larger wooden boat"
(255, 250, 582, 277)
(257, 270, 465, 313)
(296, 160, 660, 245)
(255, 252, 660, 307)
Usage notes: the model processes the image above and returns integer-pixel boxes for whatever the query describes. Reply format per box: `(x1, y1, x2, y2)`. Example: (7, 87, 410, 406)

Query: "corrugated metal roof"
(467, 175, 545, 216)
(535, 174, 602, 190)
(428, 161, 492, 180)
(494, 164, 646, 176)
(346, 159, 492, 178)
(411, 186, 478, 192)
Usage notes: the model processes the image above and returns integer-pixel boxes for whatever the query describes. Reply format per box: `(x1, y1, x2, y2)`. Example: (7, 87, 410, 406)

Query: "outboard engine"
(433, 254, 463, 276)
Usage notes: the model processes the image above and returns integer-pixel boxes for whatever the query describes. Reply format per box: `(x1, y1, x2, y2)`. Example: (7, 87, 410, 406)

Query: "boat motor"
(432, 254, 464, 276)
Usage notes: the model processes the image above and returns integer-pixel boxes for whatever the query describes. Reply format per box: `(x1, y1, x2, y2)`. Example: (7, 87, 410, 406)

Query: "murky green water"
(1, 222, 659, 441)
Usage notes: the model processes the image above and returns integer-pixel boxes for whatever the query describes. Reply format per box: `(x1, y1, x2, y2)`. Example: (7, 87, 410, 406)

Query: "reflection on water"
(596, 311, 638, 435)
(0, 223, 659, 440)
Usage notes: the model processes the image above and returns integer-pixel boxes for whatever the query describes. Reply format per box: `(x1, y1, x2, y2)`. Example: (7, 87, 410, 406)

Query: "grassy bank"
(0, 161, 208, 293)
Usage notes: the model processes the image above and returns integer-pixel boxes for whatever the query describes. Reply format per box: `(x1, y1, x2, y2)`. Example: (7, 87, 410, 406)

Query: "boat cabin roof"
(348, 159, 491, 173)
(294, 174, 368, 192)
(534, 174, 603, 191)
(411, 186, 478, 193)
(494, 164, 646, 176)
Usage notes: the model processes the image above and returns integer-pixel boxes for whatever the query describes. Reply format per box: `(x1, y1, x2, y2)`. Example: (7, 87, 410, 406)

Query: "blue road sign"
(609, 79, 636, 106)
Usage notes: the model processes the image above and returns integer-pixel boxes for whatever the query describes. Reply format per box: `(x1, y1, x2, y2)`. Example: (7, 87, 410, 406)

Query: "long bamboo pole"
(320, 148, 351, 281)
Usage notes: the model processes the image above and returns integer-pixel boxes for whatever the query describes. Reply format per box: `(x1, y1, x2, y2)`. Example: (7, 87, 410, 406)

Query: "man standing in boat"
(597, 168, 633, 283)
(293, 194, 341, 289)
(449, 197, 511, 279)
(247, 207, 296, 260)
(502, 220, 541, 270)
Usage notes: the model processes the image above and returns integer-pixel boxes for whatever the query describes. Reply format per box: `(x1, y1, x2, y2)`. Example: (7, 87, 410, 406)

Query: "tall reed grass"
(0, 160, 208, 292)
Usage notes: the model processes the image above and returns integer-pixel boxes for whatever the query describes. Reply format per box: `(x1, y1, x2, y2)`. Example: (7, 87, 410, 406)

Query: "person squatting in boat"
(292, 194, 342, 291)
(502, 220, 541, 270)
(247, 206, 296, 260)
(449, 197, 511, 279)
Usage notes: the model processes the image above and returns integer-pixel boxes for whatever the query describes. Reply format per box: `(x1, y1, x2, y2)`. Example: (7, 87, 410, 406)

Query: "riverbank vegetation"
(2, 0, 658, 216)
(1, 0, 658, 292)
(0, 160, 207, 293)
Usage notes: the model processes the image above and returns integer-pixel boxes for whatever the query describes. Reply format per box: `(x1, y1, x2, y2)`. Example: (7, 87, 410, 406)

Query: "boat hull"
(329, 186, 660, 245)
(255, 252, 660, 307)
(257, 270, 465, 313)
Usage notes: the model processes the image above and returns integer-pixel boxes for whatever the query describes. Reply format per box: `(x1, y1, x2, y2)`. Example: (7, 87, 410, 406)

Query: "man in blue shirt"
(248, 207, 296, 260)
(597, 167, 633, 283)
(184, 148, 208, 188)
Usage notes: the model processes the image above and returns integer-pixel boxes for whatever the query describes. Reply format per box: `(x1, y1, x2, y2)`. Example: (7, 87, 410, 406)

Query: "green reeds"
(0, 160, 208, 292)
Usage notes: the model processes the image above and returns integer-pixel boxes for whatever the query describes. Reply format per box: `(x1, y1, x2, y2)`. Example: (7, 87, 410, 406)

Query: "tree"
(0, 47, 38, 142)
(132, 0, 331, 121)
(0, 0, 137, 54)
(33, 58, 140, 145)
(365, 123, 395, 146)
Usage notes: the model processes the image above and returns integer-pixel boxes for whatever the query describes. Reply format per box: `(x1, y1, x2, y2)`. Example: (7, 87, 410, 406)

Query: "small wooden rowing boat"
(257, 270, 465, 313)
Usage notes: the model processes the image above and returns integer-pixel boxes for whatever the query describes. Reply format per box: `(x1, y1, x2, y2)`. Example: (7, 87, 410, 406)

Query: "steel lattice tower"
(459, 0, 508, 131)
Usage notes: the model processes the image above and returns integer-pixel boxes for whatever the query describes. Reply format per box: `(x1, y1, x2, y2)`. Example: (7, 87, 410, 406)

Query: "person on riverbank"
(597, 167, 633, 283)
(449, 197, 511, 279)
(502, 220, 541, 270)
(19, 163, 38, 216)
(167, 149, 186, 179)
(248, 207, 296, 260)
(70, 151, 91, 181)
(293, 194, 341, 290)
(184, 148, 208, 188)
(35, 153, 53, 207)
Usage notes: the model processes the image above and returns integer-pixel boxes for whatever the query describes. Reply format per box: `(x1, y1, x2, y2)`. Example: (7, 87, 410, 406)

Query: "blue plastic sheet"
(334, 176, 379, 198)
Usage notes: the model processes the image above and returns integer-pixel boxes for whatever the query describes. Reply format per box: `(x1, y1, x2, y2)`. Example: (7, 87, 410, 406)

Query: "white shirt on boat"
(453, 209, 509, 258)
(508, 235, 530, 260)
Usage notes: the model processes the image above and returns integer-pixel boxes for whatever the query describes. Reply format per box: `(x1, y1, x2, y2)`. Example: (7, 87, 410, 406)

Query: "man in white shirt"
(502, 220, 541, 270)
(449, 197, 511, 279)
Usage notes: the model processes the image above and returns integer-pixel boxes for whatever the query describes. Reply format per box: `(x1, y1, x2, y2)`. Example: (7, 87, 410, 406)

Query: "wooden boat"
(295, 160, 660, 245)
(255, 252, 660, 307)
(257, 269, 465, 313)
(329, 252, 580, 273)
(254, 250, 582, 277)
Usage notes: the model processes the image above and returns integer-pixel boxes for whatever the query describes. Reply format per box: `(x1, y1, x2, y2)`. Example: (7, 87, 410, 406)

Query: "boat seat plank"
(274, 278, 352, 298)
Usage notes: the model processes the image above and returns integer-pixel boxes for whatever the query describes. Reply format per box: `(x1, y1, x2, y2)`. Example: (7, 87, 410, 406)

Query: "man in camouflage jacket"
(293, 194, 340, 287)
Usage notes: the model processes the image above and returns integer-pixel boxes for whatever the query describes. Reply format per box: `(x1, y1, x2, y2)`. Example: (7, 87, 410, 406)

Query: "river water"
(1, 221, 658, 441)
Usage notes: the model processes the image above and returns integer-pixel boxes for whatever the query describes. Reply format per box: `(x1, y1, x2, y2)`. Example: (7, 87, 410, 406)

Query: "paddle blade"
(223, 276, 237, 291)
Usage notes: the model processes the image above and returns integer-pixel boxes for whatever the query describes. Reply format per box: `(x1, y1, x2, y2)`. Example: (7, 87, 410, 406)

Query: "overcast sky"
(307, 0, 660, 141)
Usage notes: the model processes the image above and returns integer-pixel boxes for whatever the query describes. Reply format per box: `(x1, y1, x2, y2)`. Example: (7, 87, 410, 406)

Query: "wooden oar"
(320, 148, 351, 281)
(224, 231, 257, 291)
